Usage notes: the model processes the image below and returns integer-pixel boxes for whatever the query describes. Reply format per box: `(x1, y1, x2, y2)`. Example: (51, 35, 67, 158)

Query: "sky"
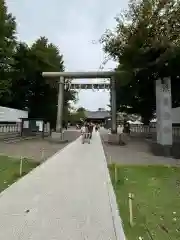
(6, 0, 128, 111)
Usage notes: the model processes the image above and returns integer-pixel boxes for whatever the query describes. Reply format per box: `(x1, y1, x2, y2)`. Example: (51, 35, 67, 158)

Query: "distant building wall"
(0, 106, 28, 123)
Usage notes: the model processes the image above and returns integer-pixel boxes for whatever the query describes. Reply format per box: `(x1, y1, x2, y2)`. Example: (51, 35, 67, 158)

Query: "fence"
(0, 123, 50, 134)
(130, 124, 180, 138)
(0, 124, 20, 133)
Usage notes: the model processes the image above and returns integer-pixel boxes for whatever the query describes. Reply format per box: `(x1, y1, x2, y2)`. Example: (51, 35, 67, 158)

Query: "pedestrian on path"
(95, 123, 99, 132)
(88, 122, 94, 139)
(81, 122, 90, 144)
(121, 119, 130, 145)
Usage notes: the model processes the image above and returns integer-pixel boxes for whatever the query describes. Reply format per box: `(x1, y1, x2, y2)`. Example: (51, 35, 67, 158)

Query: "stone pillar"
(156, 79, 161, 144)
(155, 78, 172, 154)
(111, 77, 117, 134)
(56, 76, 64, 132)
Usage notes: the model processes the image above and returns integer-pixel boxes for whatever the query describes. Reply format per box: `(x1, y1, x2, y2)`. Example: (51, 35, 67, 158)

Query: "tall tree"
(9, 37, 76, 127)
(69, 107, 86, 124)
(101, 0, 180, 123)
(0, 0, 16, 104)
(0, 3, 76, 127)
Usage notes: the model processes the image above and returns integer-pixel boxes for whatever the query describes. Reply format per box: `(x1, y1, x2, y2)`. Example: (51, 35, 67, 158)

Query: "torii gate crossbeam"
(42, 71, 116, 79)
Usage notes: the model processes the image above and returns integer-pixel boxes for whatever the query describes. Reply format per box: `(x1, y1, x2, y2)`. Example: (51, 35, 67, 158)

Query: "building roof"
(85, 110, 110, 119)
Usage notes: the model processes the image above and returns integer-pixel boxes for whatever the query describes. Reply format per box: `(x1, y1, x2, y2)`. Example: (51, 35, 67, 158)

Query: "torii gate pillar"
(111, 76, 117, 134)
(56, 76, 64, 133)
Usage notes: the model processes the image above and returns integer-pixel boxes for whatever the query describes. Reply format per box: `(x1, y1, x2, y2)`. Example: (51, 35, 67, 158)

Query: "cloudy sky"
(6, 0, 128, 110)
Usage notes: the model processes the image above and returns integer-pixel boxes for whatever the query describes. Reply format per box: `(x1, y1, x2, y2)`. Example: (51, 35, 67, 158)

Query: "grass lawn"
(109, 164, 180, 240)
(0, 155, 39, 193)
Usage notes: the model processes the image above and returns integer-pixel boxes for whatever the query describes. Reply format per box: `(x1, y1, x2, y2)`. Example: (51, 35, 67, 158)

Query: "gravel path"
(0, 129, 80, 162)
(100, 128, 180, 166)
(0, 139, 68, 162)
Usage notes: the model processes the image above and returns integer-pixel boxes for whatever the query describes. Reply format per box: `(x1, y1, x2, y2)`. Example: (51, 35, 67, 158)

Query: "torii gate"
(43, 71, 173, 156)
(42, 71, 117, 135)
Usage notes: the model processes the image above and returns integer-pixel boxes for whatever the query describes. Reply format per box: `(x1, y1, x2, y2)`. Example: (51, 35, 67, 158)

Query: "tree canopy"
(0, 0, 16, 101)
(0, 1, 76, 128)
(101, 0, 180, 123)
(69, 107, 86, 124)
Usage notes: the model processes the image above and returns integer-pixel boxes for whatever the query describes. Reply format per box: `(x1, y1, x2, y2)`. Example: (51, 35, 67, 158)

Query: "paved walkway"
(0, 132, 125, 240)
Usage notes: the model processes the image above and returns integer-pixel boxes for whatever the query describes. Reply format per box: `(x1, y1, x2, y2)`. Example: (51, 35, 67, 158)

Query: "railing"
(130, 124, 180, 137)
(0, 123, 50, 134)
(172, 127, 180, 137)
(0, 124, 20, 133)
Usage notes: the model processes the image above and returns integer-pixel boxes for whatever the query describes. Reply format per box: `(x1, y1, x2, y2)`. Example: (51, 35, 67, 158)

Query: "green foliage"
(0, 0, 16, 101)
(0, 155, 38, 193)
(101, 0, 180, 123)
(70, 107, 86, 124)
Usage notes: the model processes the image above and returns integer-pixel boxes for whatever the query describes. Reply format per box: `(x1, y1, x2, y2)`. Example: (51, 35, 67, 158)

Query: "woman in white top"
(81, 125, 86, 134)
(81, 123, 90, 144)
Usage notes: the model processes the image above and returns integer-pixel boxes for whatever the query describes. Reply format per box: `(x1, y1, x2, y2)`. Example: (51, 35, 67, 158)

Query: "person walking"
(123, 119, 130, 135)
(88, 122, 94, 139)
(81, 122, 90, 144)
(121, 119, 130, 145)
(95, 123, 99, 132)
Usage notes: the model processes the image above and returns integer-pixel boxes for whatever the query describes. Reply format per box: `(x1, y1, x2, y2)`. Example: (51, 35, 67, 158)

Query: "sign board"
(23, 121, 29, 129)
(36, 121, 43, 132)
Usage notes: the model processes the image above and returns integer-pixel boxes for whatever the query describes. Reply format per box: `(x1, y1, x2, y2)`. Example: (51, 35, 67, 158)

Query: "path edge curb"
(99, 132, 126, 240)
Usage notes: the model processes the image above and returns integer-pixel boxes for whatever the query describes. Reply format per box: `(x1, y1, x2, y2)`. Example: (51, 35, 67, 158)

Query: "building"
(0, 106, 28, 124)
(85, 109, 110, 124)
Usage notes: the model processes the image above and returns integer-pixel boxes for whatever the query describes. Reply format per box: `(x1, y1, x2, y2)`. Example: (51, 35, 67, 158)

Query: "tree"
(9, 37, 76, 128)
(77, 107, 86, 113)
(70, 107, 86, 124)
(101, 0, 180, 123)
(0, 3, 76, 127)
(0, 0, 16, 104)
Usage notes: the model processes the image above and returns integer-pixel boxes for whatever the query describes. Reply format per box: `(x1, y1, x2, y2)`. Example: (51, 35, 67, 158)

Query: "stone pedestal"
(150, 141, 172, 157)
(50, 132, 68, 143)
(152, 78, 173, 157)
(156, 78, 172, 145)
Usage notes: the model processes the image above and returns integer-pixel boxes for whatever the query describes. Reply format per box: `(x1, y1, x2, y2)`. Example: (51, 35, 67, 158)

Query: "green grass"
(109, 164, 180, 240)
(0, 155, 40, 193)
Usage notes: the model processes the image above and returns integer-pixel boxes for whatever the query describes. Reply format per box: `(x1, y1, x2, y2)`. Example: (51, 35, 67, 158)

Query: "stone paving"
(100, 128, 180, 166)
(0, 131, 125, 240)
